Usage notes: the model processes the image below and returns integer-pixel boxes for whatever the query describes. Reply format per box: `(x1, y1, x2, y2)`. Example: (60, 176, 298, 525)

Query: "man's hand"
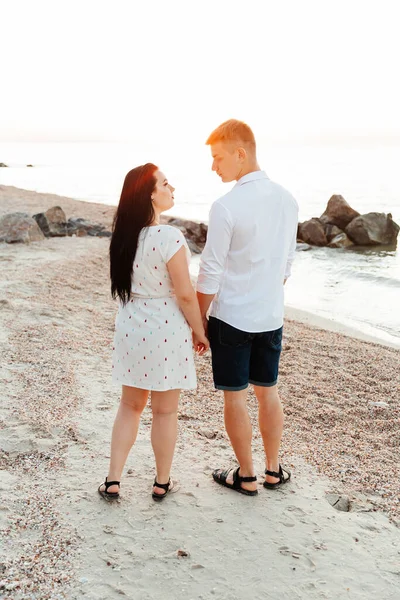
(202, 316, 209, 337)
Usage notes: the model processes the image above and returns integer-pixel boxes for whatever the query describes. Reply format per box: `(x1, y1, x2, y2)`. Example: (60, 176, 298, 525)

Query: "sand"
(0, 186, 399, 600)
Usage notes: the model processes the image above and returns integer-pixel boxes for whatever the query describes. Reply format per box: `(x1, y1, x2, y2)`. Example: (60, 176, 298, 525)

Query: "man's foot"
(212, 466, 258, 496)
(263, 465, 291, 489)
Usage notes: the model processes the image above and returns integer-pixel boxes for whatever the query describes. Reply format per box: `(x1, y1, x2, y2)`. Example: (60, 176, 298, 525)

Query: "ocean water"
(1, 140, 399, 346)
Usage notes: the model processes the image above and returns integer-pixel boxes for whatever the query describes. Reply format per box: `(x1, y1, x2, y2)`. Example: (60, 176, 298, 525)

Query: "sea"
(1, 140, 399, 347)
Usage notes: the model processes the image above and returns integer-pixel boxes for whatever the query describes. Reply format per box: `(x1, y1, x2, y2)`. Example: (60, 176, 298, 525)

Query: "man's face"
(210, 142, 241, 182)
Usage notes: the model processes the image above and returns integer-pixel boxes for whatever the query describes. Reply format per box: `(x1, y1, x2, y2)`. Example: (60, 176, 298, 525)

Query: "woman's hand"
(192, 331, 209, 355)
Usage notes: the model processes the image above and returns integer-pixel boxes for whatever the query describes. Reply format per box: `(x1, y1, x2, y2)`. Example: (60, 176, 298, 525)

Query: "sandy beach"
(1, 186, 399, 600)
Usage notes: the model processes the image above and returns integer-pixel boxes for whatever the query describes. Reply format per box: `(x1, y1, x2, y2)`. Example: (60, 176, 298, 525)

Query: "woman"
(98, 163, 209, 502)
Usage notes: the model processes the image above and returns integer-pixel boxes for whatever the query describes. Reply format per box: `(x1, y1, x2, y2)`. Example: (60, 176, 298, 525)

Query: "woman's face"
(151, 170, 175, 213)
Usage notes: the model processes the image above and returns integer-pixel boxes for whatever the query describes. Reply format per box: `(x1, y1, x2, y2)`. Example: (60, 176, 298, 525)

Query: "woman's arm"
(167, 246, 209, 354)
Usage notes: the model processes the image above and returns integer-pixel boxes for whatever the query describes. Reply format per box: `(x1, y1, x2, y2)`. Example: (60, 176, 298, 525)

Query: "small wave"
(349, 272, 400, 288)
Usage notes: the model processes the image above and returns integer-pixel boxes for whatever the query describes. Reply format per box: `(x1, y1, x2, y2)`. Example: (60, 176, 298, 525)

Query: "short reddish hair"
(206, 119, 256, 153)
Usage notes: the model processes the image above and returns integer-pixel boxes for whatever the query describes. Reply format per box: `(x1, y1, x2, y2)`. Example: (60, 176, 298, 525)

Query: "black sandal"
(98, 477, 120, 501)
(212, 467, 258, 496)
(152, 478, 173, 501)
(263, 465, 291, 489)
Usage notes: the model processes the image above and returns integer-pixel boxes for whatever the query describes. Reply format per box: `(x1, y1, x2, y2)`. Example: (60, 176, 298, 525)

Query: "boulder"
(320, 195, 360, 230)
(328, 232, 354, 248)
(33, 206, 67, 237)
(67, 217, 111, 237)
(0, 162, 8, 167)
(186, 239, 203, 254)
(0, 212, 45, 243)
(325, 224, 343, 243)
(345, 212, 399, 246)
(297, 218, 328, 246)
(166, 217, 208, 249)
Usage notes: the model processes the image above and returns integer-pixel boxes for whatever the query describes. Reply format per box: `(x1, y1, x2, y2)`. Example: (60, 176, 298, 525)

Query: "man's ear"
(237, 147, 247, 161)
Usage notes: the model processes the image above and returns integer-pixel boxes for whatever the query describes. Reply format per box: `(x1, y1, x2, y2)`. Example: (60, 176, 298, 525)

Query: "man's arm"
(196, 201, 233, 320)
(284, 219, 298, 284)
(196, 291, 215, 325)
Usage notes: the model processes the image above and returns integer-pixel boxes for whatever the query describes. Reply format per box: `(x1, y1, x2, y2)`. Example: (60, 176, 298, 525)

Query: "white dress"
(112, 225, 197, 391)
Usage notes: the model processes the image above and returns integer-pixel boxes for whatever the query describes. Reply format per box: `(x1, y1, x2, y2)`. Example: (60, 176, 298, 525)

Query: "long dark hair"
(110, 163, 158, 304)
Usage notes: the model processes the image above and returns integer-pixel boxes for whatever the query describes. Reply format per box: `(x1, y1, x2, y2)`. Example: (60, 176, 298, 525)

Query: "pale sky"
(1, 0, 399, 143)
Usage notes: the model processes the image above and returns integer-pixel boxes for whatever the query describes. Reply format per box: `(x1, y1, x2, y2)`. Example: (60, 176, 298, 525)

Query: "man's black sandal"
(98, 477, 120, 501)
(212, 467, 258, 496)
(263, 465, 291, 489)
(152, 478, 172, 501)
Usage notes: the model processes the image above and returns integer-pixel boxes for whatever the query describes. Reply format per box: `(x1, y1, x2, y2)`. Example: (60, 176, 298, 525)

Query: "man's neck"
(235, 163, 261, 181)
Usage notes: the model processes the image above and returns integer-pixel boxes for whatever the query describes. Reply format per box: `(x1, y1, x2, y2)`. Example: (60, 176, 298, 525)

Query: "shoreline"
(1, 184, 399, 351)
(285, 306, 400, 350)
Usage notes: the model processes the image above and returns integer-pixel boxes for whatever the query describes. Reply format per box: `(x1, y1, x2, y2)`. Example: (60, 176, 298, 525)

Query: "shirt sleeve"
(164, 227, 189, 263)
(284, 219, 298, 280)
(196, 201, 234, 294)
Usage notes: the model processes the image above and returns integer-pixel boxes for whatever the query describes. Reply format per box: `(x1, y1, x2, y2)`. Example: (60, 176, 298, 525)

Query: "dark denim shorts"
(208, 317, 283, 391)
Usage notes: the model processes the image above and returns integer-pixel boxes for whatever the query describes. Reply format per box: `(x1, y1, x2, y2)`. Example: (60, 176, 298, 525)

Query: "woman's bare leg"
(150, 389, 180, 496)
(100, 385, 149, 493)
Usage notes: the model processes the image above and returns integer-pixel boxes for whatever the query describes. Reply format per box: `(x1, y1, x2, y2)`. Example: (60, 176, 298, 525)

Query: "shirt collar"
(236, 170, 269, 186)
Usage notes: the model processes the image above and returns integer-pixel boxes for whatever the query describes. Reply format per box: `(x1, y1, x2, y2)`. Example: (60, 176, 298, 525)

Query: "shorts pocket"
(270, 326, 283, 350)
(219, 321, 252, 348)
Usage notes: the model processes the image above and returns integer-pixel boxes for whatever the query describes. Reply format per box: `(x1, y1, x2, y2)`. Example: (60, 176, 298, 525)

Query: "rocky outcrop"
(0, 212, 45, 243)
(298, 195, 399, 249)
(166, 217, 208, 252)
(328, 232, 354, 248)
(66, 217, 111, 237)
(0, 162, 8, 168)
(320, 195, 360, 230)
(297, 218, 328, 246)
(325, 224, 343, 243)
(0, 206, 112, 243)
(345, 212, 400, 246)
(33, 206, 67, 237)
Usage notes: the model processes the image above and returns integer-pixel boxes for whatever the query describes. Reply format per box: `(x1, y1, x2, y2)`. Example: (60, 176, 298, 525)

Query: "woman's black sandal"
(98, 477, 120, 501)
(212, 467, 258, 496)
(152, 478, 173, 501)
(263, 465, 291, 489)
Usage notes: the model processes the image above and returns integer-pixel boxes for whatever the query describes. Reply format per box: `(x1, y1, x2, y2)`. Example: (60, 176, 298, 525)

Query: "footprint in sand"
(283, 505, 307, 517)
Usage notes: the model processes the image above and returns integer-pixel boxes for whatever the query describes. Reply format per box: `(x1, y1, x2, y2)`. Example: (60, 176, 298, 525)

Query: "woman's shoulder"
(155, 224, 186, 241)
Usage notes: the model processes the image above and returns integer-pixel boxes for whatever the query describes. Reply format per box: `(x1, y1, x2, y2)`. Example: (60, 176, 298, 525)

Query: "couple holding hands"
(98, 119, 298, 502)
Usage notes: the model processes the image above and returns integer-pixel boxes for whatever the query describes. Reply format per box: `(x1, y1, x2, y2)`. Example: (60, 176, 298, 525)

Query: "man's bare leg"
(253, 384, 285, 485)
(222, 389, 257, 492)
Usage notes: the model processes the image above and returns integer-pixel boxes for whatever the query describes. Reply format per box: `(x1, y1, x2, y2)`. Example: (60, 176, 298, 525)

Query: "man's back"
(197, 171, 298, 332)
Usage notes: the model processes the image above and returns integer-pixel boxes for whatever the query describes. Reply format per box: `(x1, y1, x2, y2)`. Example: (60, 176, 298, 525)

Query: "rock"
(33, 206, 67, 237)
(166, 217, 208, 249)
(297, 218, 328, 246)
(177, 549, 190, 558)
(0, 162, 8, 167)
(345, 212, 399, 246)
(325, 224, 343, 242)
(67, 217, 111, 237)
(0, 212, 45, 243)
(320, 195, 360, 230)
(328, 232, 354, 248)
(186, 239, 202, 254)
(26, 164, 34, 167)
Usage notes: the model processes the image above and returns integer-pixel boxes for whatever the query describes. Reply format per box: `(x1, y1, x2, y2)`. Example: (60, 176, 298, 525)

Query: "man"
(196, 119, 298, 495)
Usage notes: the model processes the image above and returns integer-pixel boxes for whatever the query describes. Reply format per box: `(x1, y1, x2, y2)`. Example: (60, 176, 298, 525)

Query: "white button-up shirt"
(196, 171, 298, 332)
